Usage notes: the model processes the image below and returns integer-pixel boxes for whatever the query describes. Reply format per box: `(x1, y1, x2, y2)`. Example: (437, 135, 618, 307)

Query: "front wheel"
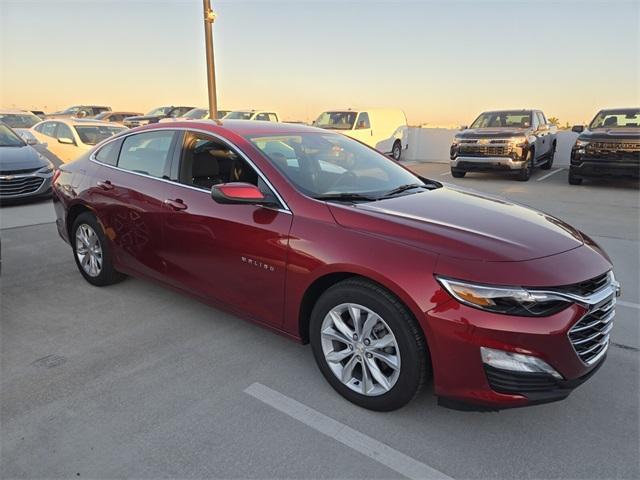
(541, 141, 556, 170)
(451, 169, 466, 178)
(72, 212, 125, 286)
(310, 278, 429, 411)
(517, 150, 533, 181)
(568, 168, 583, 185)
(391, 141, 402, 161)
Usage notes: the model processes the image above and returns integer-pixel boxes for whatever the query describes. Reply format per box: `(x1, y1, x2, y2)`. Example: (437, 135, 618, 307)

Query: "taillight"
(52, 169, 61, 184)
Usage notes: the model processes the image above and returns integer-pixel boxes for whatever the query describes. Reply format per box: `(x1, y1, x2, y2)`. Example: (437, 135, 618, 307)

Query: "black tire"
(568, 168, 583, 185)
(310, 278, 430, 411)
(71, 212, 125, 286)
(391, 141, 402, 161)
(517, 150, 533, 181)
(451, 169, 466, 178)
(541, 142, 556, 170)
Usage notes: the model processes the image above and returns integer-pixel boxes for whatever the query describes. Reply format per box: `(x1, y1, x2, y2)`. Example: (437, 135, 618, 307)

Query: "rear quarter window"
(94, 140, 121, 166)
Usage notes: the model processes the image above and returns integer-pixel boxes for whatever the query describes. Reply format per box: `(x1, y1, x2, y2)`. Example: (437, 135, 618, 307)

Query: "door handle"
(164, 198, 188, 211)
(96, 180, 113, 190)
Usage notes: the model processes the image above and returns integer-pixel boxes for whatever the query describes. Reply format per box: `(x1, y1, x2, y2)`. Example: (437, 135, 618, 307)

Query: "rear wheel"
(568, 168, 583, 185)
(72, 212, 125, 286)
(451, 169, 466, 178)
(517, 150, 533, 181)
(391, 141, 402, 161)
(310, 278, 429, 411)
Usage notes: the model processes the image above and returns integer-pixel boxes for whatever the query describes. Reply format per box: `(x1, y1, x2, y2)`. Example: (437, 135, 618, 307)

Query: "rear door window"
(38, 121, 58, 137)
(55, 123, 74, 141)
(94, 140, 121, 166)
(117, 131, 176, 178)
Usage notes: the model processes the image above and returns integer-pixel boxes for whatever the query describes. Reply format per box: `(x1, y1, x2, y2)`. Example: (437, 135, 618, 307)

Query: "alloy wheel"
(75, 223, 103, 277)
(320, 303, 401, 396)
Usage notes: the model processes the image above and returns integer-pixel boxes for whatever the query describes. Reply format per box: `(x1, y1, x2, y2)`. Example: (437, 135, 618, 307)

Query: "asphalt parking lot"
(1, 162, 638, 479)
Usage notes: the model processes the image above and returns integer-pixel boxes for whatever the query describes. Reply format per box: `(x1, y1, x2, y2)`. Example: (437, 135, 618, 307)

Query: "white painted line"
(618, 300, 640, 310)
(536, 168, 564, 182)
(245, 383, 452, 480)
(440, 171, 451, 176)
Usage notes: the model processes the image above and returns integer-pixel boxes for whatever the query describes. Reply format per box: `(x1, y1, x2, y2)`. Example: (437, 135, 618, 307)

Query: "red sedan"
(52, 120, 620, 411)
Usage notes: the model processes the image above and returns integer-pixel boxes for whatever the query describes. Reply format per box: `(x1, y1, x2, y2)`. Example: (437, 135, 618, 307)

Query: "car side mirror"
(58, 137, 75, 145)
(76, 111, 87, 118)
(25, 137, 38, 145)
(460, 125, 468, 130)
(211, 182, 269, 205)
(572, 125, 585, 133)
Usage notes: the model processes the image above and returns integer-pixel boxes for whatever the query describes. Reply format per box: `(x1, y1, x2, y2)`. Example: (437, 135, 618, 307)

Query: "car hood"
(457, 127, 528, 139)
(328, 185, 583, 262)
(581, 128, 640, 141)
(0, 145, 48, 171)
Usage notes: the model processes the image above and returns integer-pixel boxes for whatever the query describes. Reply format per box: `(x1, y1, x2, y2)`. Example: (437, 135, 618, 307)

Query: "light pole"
(202, 0, 218, 120)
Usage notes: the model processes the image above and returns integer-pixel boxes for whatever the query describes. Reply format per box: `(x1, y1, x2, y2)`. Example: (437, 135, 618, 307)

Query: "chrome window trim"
(89, 126, 292, 215)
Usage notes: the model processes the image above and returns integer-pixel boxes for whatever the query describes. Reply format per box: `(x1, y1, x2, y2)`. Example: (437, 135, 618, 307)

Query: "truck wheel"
(517, 151, 533, 181)
(450, 169, 466, 178)
(391, 141, 402, 161)
(568, 168, 583, 185)
(541, 141, 556, 170)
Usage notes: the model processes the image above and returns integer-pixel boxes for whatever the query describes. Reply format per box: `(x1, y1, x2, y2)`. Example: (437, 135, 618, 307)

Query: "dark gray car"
(0, 124, 54, 202)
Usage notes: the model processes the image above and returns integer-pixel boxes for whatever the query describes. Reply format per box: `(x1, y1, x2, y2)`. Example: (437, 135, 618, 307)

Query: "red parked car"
(52, 120, 620, 411)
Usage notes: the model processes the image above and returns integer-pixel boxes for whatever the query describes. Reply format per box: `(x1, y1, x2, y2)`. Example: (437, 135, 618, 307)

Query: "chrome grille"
(0, 176, 44, 196)
(567, 274, 618, 365)
(459, 144, 510, 156)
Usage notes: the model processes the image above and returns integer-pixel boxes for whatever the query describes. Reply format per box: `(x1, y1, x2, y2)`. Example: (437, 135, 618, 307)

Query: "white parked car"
(222, 110, 280, 122)
(314, 108, 408, 160)
(158, 108, 231, 123)
(30, 119, 126, 163)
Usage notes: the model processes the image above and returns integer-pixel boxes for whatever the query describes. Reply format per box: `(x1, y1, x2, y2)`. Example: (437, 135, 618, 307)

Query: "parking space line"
(440, 171, 451, 176)
(245, 383, 452, 480)
(536, 168, 564, 182)
(618, 300, 640, 310)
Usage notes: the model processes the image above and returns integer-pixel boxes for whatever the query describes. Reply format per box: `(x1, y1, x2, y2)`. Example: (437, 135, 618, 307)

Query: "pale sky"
(1, 0, 639, 126)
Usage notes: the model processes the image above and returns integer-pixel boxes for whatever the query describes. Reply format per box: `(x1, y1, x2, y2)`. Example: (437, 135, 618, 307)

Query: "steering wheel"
(329, 171, 358, 190)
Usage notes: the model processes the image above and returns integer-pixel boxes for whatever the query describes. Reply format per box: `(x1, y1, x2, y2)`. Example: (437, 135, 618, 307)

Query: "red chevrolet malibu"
(52, 120, 619, 411)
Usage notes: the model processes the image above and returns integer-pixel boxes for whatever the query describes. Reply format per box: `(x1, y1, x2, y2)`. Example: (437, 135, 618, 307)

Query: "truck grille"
(459, 145, 510, 156)
(0, 176, 44, 197)
(567, 274, 617, 365)
(584, 141, 640, 162)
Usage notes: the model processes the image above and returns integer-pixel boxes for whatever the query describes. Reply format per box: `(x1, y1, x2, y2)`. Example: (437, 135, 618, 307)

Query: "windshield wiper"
(382, 183, 428, 198)
(314, 193, 378, 202)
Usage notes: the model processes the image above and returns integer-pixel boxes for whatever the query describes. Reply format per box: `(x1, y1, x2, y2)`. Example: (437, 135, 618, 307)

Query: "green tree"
(548, 117, 560, 126)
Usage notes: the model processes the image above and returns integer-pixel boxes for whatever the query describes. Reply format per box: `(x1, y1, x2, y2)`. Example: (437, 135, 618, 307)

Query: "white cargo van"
(314, 108, 408, 160)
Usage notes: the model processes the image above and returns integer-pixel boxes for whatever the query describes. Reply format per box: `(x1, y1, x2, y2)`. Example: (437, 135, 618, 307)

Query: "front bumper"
(451, 156, 526, 171)
(423, 275, 619, 409)
(570, 157, 640, 179)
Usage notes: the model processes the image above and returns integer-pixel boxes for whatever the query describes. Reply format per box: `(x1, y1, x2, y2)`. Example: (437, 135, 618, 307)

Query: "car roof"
(147, 119, 321, 136)
(40, 118, 126, 127)
(0, 109, 37, 115)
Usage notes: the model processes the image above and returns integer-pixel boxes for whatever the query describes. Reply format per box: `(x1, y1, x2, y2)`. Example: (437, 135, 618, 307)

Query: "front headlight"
(508, 136, 528, 147)
(436, 276, 571, 316)
(38, 161, 54, 175)
(452, 137, 462, 145)
(574, 139, 590, 149)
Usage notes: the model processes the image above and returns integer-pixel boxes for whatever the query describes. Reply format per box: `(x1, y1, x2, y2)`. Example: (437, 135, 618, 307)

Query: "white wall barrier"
(405, 127, 578, 167)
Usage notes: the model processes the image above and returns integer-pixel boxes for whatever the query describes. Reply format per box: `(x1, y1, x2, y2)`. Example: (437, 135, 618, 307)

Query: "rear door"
(88, 130, 179, 281)
(535, 111, 550, 159)
(159, 130, 293, 327)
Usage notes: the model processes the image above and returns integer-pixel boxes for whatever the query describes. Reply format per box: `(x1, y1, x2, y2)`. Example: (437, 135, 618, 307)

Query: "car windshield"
(62, 106, 81, 114)
(74, 125, 126, 145)
(589, 109, 640, 129)
(0, 124, 26, 147)
(146, 106, 172, 116)
(183, 108, 208, 119)
(470, 111, 532, 129)
(249, 132, 431, 200)
(224, 111, 254, 120)
(0, 113, 41, 129)
(315, 112, 357, 130)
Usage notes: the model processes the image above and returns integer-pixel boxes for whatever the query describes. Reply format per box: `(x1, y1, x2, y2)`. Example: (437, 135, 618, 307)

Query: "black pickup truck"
(569, 108, 640, 185)
(450, 110, 557, 181)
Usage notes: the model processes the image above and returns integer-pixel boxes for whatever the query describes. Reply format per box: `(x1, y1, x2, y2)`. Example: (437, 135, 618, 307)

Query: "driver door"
(159, 130, 293, 328)
(347, 112, 373, 146)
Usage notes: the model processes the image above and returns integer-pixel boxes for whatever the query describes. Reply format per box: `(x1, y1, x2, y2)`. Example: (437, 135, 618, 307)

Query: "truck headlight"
(508, 136, 528, 147)
(452, 137, 462, 145)
(575, 139, 590, 148)
(436, 276, 571, 316)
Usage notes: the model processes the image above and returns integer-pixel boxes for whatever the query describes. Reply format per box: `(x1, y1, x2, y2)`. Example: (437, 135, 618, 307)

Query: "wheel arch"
(66, 202, 95, 240)
(297, 269, 428, 349)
